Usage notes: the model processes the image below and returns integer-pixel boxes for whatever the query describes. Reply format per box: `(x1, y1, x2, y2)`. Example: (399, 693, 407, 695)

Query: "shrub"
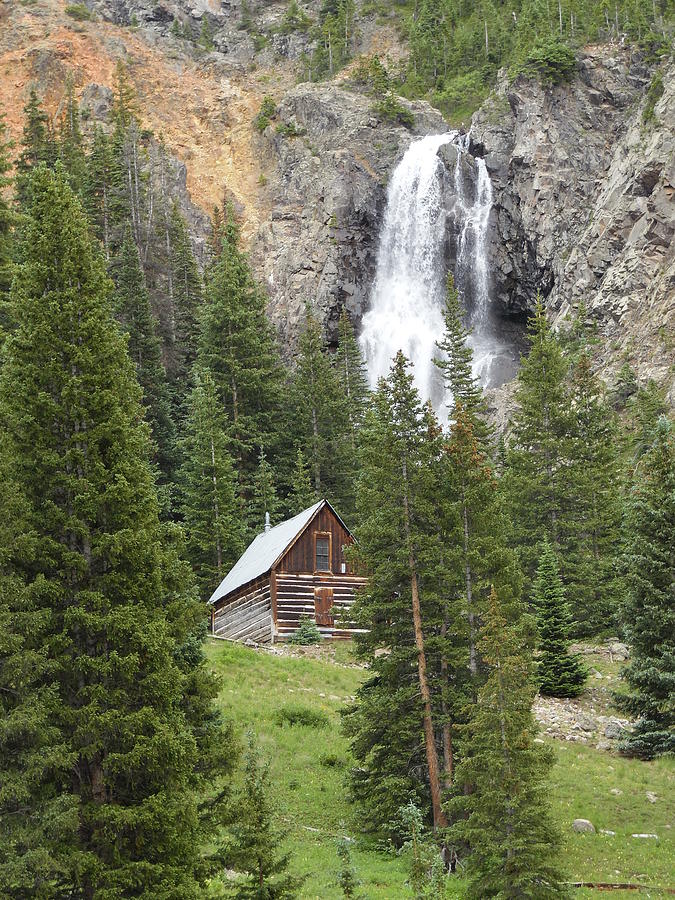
(275, 120, 305, 137)
(65, 3, 92, 20)
(253, 97, 277, 133)
(320, 752, 347, 768)
(288, 615, 321, 643)
(279, 0, 312, 34)
(275, 704, 329, 728)
(372, 94, 414, 129)
(642, 72, 664, 124)
(519, 37, 576, 85)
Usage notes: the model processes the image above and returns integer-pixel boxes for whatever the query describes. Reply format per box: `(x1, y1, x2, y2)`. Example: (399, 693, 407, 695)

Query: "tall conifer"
(532, 541, 586, 698)
(179, 371, 244, 598)
(450, 588, 566, 898)
(0, 112, 14, 328)
(0, 167, 235, 894)
(617, 416, 675, 758)
(248, 447, 282, 535)
(289, 448, 317, 514)
(110, 225, 176, 488)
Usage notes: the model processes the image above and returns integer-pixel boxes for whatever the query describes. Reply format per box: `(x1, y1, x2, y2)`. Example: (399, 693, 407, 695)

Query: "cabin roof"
(208, 500, 350, 605)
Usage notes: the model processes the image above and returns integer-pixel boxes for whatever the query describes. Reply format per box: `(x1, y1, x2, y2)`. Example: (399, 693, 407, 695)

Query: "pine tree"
(57, 76, 87, 194)
(617, 416, 675, 758)
(289, 448, 317, 513)
(335, 837, 362, 899)
(292, 304, 352, 514)
(335, 307, 370, 448)
(344, 353, 448, 836)
(434, 274, 487, 429)
(248, 447, 282, 536)
(566, 352, 621, 633)
(15, 89, 53, 206)
(0, 111, 14, 328)
(533, 541, 586, 698)
(0, 166, 235, 894)
(450, 587, 567, 898)
(179, 370, 245, 598)
(84, 127, 114, 258)
(504, 299, 571, 592)
(110, 225, 176, 490)
(227, 735, 304, 899)
(198, 209, 286, 495)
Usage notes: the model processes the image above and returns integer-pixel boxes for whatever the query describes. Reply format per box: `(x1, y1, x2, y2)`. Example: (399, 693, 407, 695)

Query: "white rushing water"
(359, 133, 454, 413)
(359, 131, 510, 417)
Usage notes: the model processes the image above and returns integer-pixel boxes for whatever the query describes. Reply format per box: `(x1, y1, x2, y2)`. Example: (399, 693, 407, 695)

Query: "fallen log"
(566, 882, 675, 893)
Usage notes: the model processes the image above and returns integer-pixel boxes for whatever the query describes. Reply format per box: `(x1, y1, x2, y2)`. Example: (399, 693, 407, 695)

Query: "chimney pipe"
(264, 511, 271, 533)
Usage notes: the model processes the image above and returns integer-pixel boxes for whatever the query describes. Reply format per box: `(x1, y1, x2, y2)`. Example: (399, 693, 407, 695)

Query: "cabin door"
(314, 587, 334, 627)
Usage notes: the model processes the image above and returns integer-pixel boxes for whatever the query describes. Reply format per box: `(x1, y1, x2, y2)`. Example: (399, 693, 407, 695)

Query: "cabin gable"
(276, 504, 354, 576)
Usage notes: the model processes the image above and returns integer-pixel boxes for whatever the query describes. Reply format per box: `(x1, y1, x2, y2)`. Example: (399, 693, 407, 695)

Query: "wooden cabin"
(208, 500, 367, 642)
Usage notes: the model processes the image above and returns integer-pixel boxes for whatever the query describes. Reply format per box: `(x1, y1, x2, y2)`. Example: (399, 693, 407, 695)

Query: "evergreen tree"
(504, 299, 571, 592)
(344, 353, 448, 836)
(450, 587, 567, 898)
(289, 448, 317, 513)
(84, 127, 114, 258)
(335, 837, 362, 899)
(57, 77, 87, 194)
(532, 541, 586, 698)
(617, 416, 675, 758)
(110, 225, 176, 490)
(248, 447, 282, 536)
(566, 352, 621, 633)
(198, 209, 286, 495)
(335, 307, 370, 449)
(227, 735, 304, 899)
(0, 166, 235, 894)
(292, 304, 352, 514)
(434, 274, 488, 432)
(0, 111, 14, 327)
(15, 89, 53, 206)
(166, 201, 203, 415)
(179, 371, 245, 598)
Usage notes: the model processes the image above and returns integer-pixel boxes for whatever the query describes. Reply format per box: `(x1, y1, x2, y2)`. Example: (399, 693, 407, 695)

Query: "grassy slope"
(206, 640, 674, 899)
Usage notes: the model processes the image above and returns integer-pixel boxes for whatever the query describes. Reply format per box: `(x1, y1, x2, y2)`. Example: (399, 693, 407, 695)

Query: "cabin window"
(315, 536, 330, 571)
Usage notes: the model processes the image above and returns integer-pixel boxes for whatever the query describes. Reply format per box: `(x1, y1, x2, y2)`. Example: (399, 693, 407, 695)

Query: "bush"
(275, 704, 329, 728)
(275, 120, 305, 137)
(372, 94, 414, 129)
(253, 97, 277, 133)
(65, 3, 92, 20)
(642, 72, 664, 124)
(288, 615, 321, 643)
(519, 37, 576, 85)
(320, 752, 347, 768)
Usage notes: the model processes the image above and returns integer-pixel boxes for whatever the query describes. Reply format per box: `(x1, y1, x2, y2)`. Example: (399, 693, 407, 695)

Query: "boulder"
(573, 819, 596, 834)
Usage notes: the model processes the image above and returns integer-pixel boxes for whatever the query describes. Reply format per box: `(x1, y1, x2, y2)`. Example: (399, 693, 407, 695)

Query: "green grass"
(206, 640, 675, 898)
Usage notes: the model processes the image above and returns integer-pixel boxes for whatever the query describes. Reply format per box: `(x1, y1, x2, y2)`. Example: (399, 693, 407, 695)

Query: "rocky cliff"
(1, 0, 673, 399)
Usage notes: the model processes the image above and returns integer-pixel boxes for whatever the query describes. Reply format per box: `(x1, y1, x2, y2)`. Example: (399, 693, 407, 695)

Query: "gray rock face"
(471, 49, 674, 400)
(250, 82, 447, 353)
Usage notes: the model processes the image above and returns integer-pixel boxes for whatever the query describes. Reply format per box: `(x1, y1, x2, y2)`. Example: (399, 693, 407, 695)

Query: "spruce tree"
(57, 77, 87, 194)
(179, 370, 245, 598)
(0, 111, 14, 327)
(289, 448, 317, 514)
(434, 274, 487, 429)
(617, 416, 675, 758)
(227, 735, 304, 899)
(110, 225, 176, 489)
(291, 304, 352, 514)
(84, 127, 114, 258)
(335, 307, 370, 449)
(0, 167, 235, 894)
(15, 89, 53, 206)
(248, 447, 282, 535)
(344, 353, 448, 836)
(533, 541, 586, 698)
(504, 299, 571, 592)
(198, 209, 286, 495)
(566, 352, 621, 633)
(450, 588, 566, 898)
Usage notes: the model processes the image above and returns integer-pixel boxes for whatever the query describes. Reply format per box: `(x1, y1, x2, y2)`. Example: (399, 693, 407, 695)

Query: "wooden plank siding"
(212, 576, 273, 643)
(278, 506, 355, 575)
(275, 573, 368, 640)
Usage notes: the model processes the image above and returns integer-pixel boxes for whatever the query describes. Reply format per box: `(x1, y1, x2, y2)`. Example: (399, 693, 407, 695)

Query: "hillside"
(206, 639, 674, 898)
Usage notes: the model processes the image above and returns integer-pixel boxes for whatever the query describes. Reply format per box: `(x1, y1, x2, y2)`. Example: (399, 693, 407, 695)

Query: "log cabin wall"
(279, 507, 354, 575)
(212, 575, 273, 643)
(274, 572, 368, 640)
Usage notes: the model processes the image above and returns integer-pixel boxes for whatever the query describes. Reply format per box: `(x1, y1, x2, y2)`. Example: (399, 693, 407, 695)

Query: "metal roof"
(208, 500, 328, 605)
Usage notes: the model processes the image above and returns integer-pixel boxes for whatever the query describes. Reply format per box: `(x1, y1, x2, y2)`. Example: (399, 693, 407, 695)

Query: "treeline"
(342, 280, 673, 891)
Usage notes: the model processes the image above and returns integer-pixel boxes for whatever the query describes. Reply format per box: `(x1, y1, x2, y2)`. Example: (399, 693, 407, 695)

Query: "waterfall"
(358, 133, 454, 413)
(360, 131, 512, 416)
